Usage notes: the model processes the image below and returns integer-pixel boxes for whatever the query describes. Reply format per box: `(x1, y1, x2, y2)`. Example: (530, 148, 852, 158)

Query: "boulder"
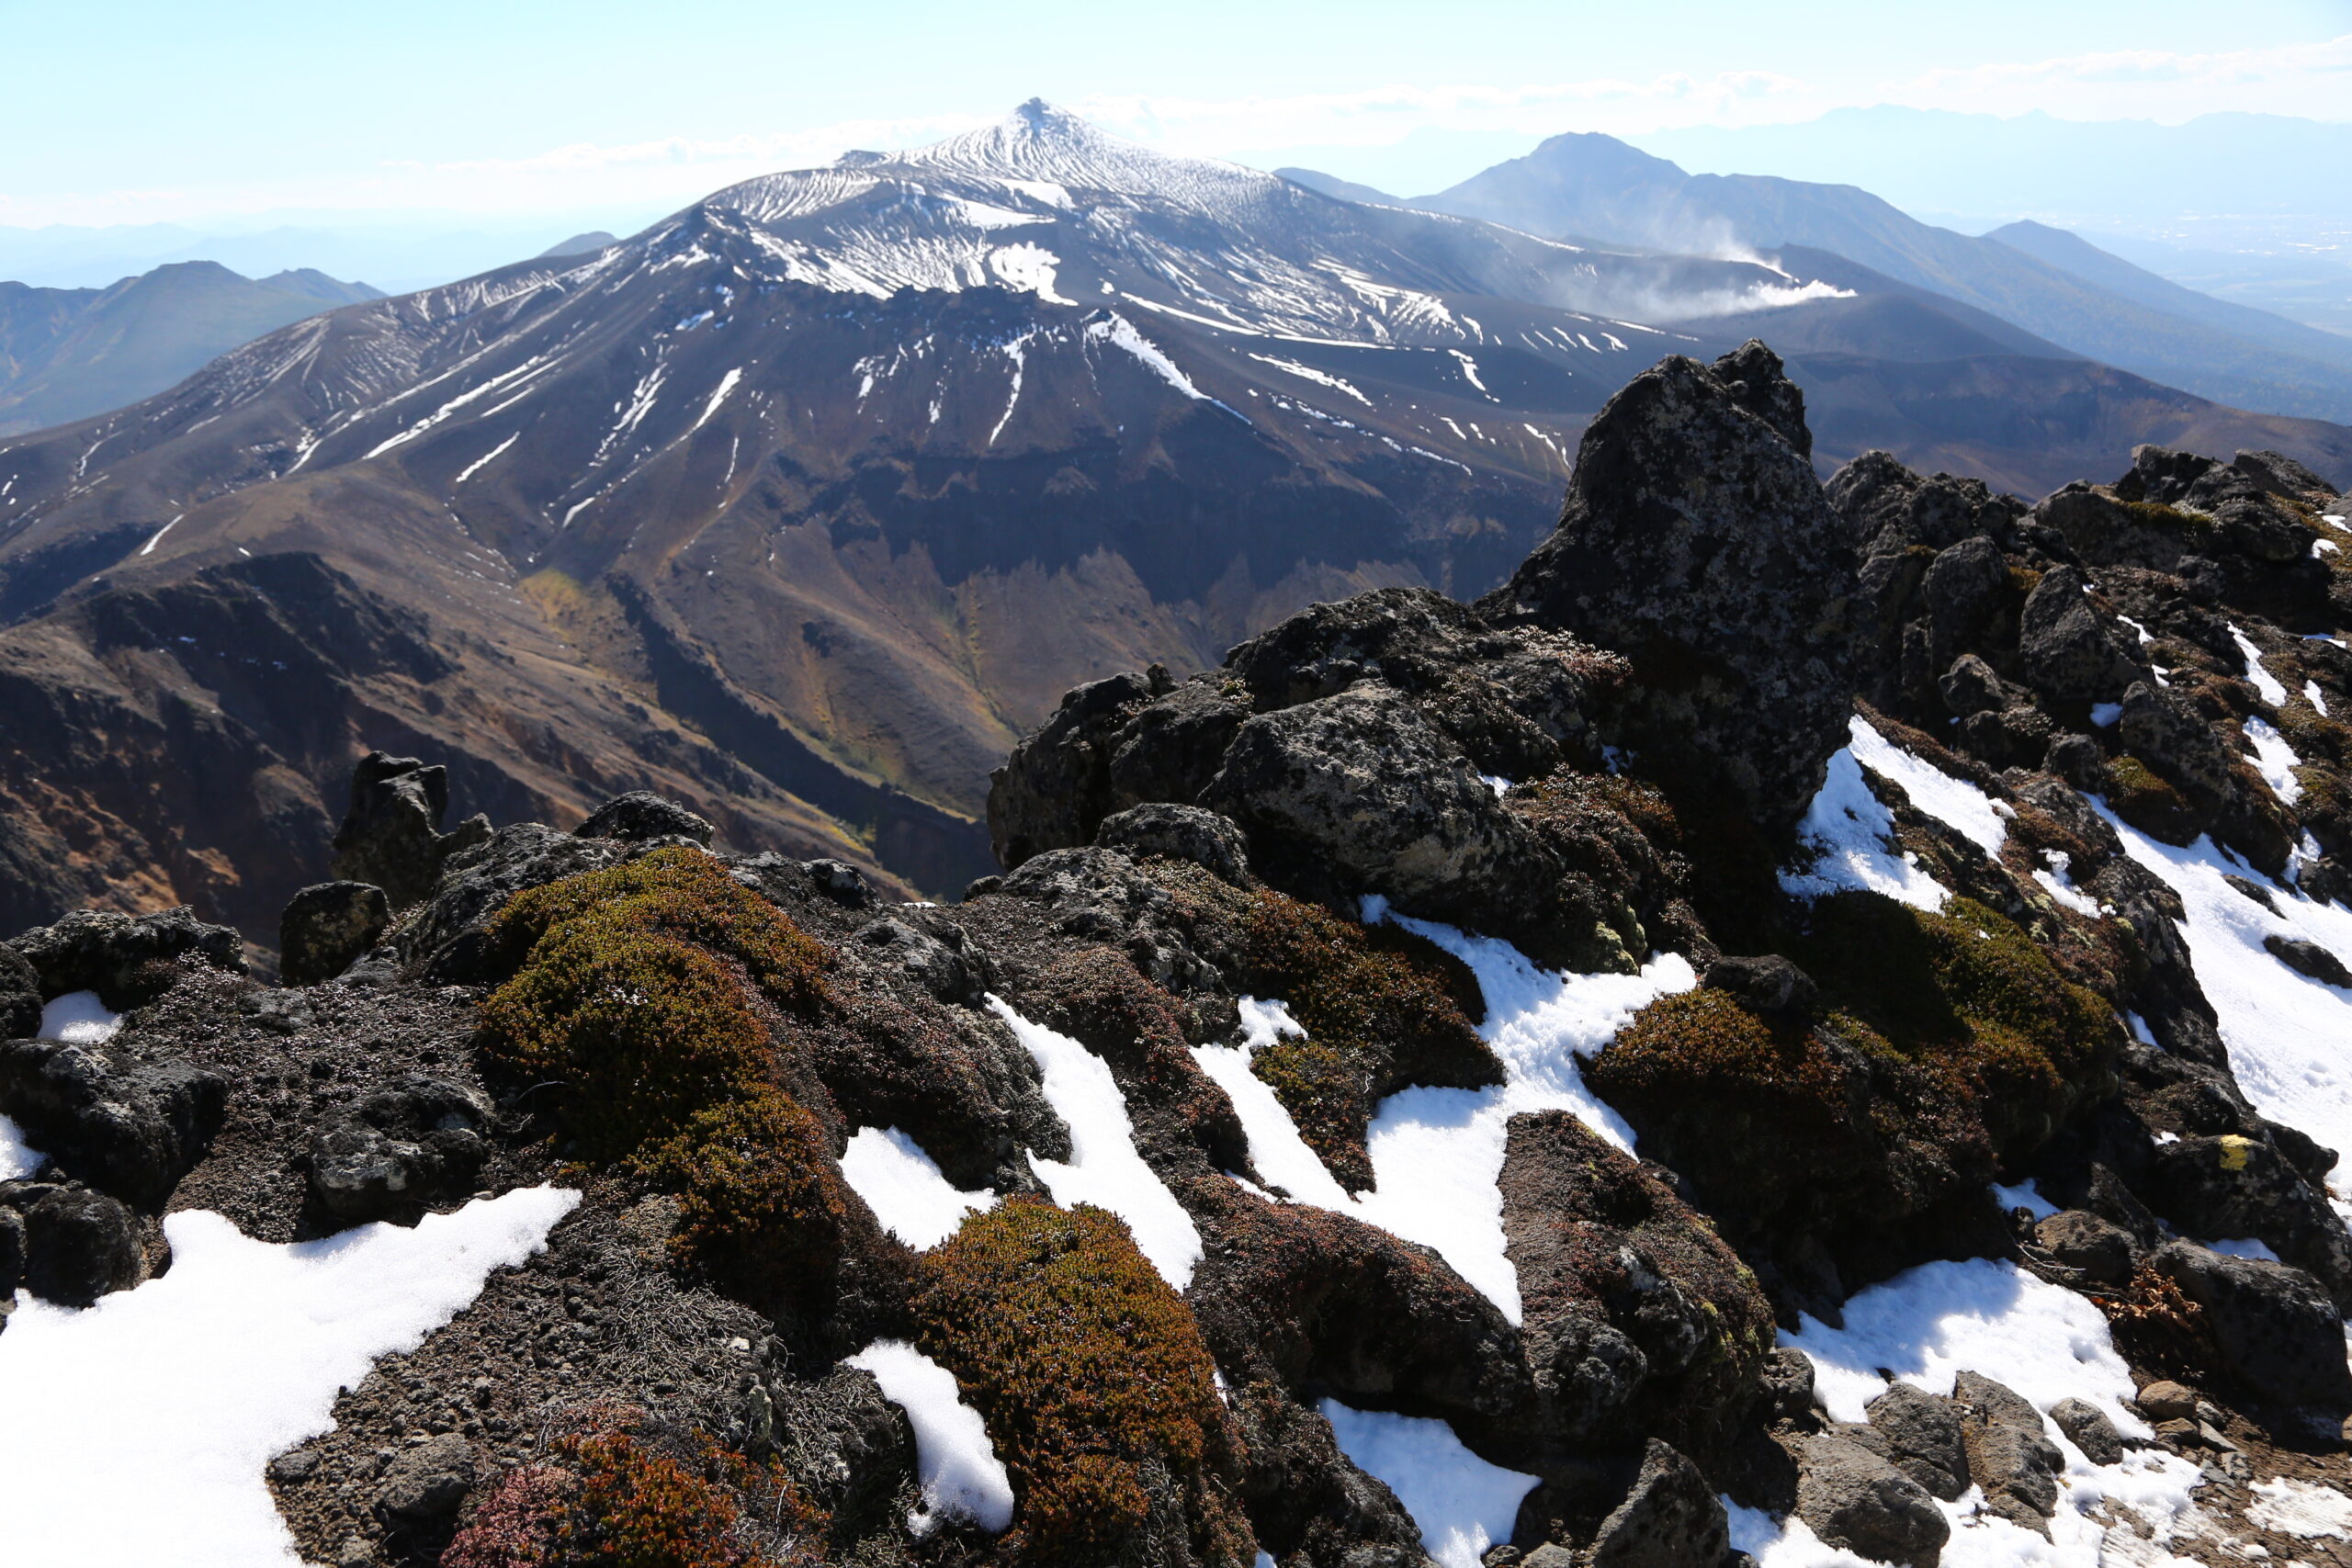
(307, 1076, 492, 1224)
(1585, 1440, 1730, 1568)
(1860, 1382, 1968, 1501)
(2150, 1240, 2352, 1409)
(2034, 1210, 2137, 1285)
(2233, 449, 2336, 503)
(2049, 1397, 2124, 1465)
(6, 907, 245, 1010)
(1758, 1348, 1819, 1422)
(1952, 1371, 2061, 1533)
(572, 790, 715, 846)
(5, 1182, 145, 1306)
(0, 1038, 226, 1209)
(0, 947, 39, 1040)
(2265, 935, 2352, 989)
(1702, 955, 1818, 1021)
(374, 1432, 476, 1532)
(1093, 803, 1255, 887)
(1480, 342, 1858, 834)
(2132, 1381, 2197, 1422)
(330, 751, 492, 908)
(398, 823, 632, 981)
(2143, 1135, 2352, 1309)
(278, 882, 391, 987)
(1795, 1431, 1949, 1568)
(1499, 1111, 1774, 1462)
(2017, 568, 2144, 705)
(987, 668, 1167, 867)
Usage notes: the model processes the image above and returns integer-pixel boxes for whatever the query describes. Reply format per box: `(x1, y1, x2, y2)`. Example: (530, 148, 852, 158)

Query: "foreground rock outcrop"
(4, 342, 2349, 1568)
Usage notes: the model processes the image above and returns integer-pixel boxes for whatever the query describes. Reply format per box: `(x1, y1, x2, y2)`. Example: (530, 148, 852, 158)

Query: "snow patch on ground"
(1760, 1255, 2210, 1568)
(1202, 901, 1689, 1324)
(1783, 1256, 2145, 1434)
(2246, 1477, 2352, 1539)
(2232, 626, 2290, 706)
(1085, 312, 1206, 399)
(0, 1187, 578, 1567)
(1320, 1399, 1539, 1568)
(1849, 718, 2009, 857)
(2243, 716, 2303, 803)
(0, 1112, 39, 1179)
(2097, 804, 2352, 1183)
(845, 1340, 1015, 1535)
(1781, 733, 1951, 911)
(40, 989, 120, 1044)
(840, 1127, 998, 1250)
(989, 242, 1073, 303)
(986, 996, 1203, 1289)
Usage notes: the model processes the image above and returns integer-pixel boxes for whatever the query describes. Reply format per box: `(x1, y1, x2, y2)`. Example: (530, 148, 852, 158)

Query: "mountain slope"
(4, 103, 2350, 953)
(1419, 133, 2352, 425)
(0, 260, 384, 436)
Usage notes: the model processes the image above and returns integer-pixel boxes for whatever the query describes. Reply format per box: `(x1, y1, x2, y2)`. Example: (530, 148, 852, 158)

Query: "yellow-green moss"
(2106, 754, 2199, 843)
(911, 1198, 1251, 1566)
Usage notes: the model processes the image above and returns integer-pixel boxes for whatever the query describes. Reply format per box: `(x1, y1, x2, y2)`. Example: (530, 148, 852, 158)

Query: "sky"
(4, 0, 2350, 231)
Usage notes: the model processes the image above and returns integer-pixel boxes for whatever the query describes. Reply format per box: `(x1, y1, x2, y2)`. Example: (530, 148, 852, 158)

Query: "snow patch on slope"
(986, 996, 1203, 1289)
(839, 1127, 997, 1250)
(0, 1188, 578, 1568)
(845, 1340, 1015, 1535)
(1322, 1400, 1540, 1568)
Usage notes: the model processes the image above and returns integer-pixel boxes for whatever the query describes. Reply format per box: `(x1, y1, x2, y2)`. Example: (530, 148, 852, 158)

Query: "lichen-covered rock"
(0, 1036, 225, 1209)
(2149, 1240, 2352, 1411)
(1093, 803, 1255, 887)
(306, 1076, 493, 1224)
(330, 750, 492, 908)
(6, 906, 245, 1010)
(1857, 1383, 1968, 1501)
(278, 881, 390, 987)
(1481, 343, 1859, 834)
(573, 790, 717, 847)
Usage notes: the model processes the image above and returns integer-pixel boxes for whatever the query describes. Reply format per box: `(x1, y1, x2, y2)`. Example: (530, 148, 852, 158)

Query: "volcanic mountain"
(3, 102, 2348, 955)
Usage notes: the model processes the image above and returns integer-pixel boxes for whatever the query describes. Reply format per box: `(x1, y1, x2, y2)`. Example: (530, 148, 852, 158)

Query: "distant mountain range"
(1407, 132, 2352, 426)
(0, 261, 379, 435)
(3, 102, 2351, 950)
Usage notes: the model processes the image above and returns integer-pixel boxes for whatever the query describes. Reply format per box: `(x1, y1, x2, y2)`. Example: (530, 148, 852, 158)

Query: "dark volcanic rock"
(277, 882, 390, 987)
(573, 790, 717, 846)
(1702, 955, 1818, 1020)
(1498, 1111, 1774, 1461)
(306, 1075, 492, 1224)
(2049, 1397, 2124, 1465)
(1583, 1439, 1730, 1568)
(330, 751, 492, 908)
(1795, 1430, 1949, 1568)
(5, 1181, 145, 1306)
(2150, 1240, 2352, 1410)
(1952, 1371, 2061, 1533)
(0, 1037, 226, 1208)
(0, 946, 39, 1039)
(2265, 934, 2352, 989)
(1093, 802, 1256, 886)
(1859, 1382, 1968, 1501)
(6, 907, 245, 1010)
(373, 1430, 476, 1534)
(2016, 567, 2145, 704)
(2033, 1209, 2137, 1285)
(1481, 342, 1858, 834)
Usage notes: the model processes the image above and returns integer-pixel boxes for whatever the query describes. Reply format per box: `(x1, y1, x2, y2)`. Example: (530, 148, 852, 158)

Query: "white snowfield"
(0, 1186, 579, 1568)
(838, 1125, 998, 1249)
(844, 1340, 1015, 1535)
(1194, 901, 1690, 1325)
(986, 996, 1204, 1289)
(1321, 1399, 1540, 1568)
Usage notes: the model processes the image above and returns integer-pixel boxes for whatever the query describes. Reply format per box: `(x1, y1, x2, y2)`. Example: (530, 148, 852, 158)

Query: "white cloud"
(10, 35, 2350, 228)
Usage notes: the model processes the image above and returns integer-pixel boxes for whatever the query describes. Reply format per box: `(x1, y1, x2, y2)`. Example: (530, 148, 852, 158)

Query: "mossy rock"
(642, 1087, 855, 1306)
(2105, 754, 2200, 844)
(912, 1198, 1253, 1566)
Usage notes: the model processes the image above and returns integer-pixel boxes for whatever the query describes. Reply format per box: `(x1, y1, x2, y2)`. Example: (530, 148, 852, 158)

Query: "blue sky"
(6, 0, 2351, 226)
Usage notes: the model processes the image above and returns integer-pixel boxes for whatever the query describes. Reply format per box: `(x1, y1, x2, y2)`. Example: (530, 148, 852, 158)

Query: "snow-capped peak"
(882, 100, 1283, 215)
